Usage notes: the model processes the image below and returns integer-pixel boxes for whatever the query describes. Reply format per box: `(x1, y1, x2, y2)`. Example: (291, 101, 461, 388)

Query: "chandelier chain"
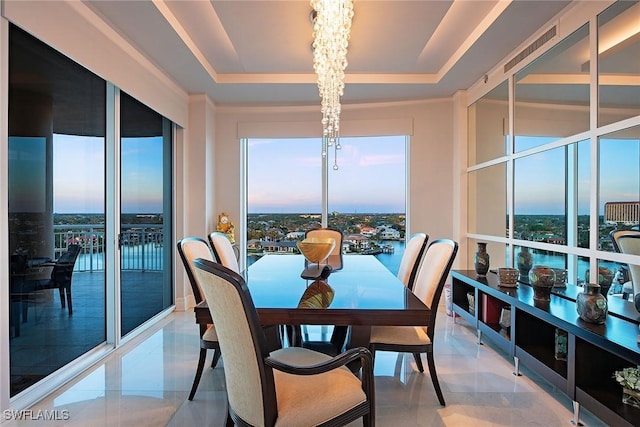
(311, 0, 354, 170)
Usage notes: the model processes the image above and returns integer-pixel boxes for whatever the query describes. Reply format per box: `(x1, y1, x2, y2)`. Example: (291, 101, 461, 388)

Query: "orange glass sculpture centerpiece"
(297, 237, 336, 279)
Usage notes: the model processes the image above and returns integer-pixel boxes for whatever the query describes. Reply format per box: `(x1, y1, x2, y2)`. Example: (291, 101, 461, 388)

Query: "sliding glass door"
(8, 25, 107, 396)
(119, 93, 173, 336)
(7, 24, 175, 398)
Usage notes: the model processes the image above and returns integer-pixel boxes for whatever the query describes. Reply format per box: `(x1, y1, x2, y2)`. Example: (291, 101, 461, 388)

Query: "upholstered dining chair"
(208, 231, 241, 273)
(397, 232, 429, 291)
(611, 230, 640, 299)
(369, 238, 458, 406)
(193, 258, 375, 427)
(176, 237, 222, 401)
(306, 227, 344, 270)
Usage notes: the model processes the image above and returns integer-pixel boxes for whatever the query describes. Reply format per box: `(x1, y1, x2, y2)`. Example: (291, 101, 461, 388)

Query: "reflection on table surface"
(297, 280, 334, 309)
(244, 254, 423, 313)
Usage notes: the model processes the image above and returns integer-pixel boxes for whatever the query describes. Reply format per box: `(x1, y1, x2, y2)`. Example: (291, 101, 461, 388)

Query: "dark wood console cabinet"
(451, 270, 640, 426)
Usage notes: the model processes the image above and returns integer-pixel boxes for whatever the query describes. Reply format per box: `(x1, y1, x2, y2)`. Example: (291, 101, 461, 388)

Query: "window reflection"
(598, 125, 640, 252)
(514, 24, 590, 152)
(468, 80, 509, 165)
(593, 259, 629, 299)
(120, 92, 173, 336)
(8, 24, 106, 396)
(514, 147, 566, 245)
(598, 1, 640, 127)
(512, 245, 567, 271)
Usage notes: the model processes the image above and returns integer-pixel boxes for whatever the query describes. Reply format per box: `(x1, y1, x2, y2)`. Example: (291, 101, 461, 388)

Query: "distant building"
(286, 231, 305, 240)
(379, 227, 400, 240)
(605, 202, 640, 226)
(344, 234, 371, 252)
(247, 239, 262, 251)
(360, 226, 377, 237)
(263, 241, 298, 253)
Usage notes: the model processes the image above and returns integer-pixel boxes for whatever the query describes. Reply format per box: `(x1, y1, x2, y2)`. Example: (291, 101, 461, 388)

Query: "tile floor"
(5, 307, 605, 426)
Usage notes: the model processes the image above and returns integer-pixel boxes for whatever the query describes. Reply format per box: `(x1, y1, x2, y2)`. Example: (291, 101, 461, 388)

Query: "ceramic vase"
(576, 283, 608, 324)
(499, 306, 511, 331)
(554, 328, 568, 361)
(528, 265, 556, 301)
(585, 267, 614, 299)
(474, 242, 490, 277)
(517, 247, 533, 278)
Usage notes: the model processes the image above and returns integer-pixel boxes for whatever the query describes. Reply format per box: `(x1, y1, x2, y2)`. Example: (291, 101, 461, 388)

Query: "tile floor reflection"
(6, 307, 605, 426)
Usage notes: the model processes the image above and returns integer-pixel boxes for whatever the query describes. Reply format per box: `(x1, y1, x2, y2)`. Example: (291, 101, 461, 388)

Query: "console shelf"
(451, 269, 640, 426)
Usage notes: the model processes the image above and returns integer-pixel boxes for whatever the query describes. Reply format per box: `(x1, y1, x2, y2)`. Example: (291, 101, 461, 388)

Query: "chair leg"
(59, 287, 66, 309)
(65, 286, 73, 315)
(286, 325, 302, 347)
(189, 348, 208, 400)
(211, 348, 221, 369)
(413, 353, 424, 372)
(364, 411, 374, 427)
(426, 350, 445, 406)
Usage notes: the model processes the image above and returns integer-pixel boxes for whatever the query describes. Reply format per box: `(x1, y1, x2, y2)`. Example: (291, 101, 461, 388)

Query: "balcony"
(9, 224, 169, 396)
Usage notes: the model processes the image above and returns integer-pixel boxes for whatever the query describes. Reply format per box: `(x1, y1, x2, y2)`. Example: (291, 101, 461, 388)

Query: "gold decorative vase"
(297, 237, 336, 279)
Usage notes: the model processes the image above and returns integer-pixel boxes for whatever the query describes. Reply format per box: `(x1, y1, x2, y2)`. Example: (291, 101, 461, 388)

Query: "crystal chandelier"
(311, 0, 354, 170)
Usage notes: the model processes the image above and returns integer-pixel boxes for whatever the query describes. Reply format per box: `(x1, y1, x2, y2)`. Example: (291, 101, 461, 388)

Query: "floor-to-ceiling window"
(6, 24, 174, 399)
(8, 24, 107, 397)
(327, 136, 407, 274)
(466, 1, 640, 296)
(246, 135, 407, 275)
(119, 92, 173, 336)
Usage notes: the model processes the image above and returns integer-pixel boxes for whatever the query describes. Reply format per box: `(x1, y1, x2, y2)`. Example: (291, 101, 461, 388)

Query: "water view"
(248, 237, 406, 274)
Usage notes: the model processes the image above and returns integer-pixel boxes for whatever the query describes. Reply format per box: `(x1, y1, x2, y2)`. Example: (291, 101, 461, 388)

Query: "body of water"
(247, 239, 407, 275)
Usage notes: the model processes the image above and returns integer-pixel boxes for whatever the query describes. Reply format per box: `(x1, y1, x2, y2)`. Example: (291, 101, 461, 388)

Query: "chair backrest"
(52, 244, 81, 284)
(397, 232, 428, 290)
(305, 228, 344, 270)
(10, 254, 28, 276)
(208, 231, 241, 274)
(412, 239, 458, 339)
(58, 244, 81, 264)
(614, 231, 640, 295)
(193, 258, 277, 426)
(611, 229, 640, 252)
(177, 237, 215, 304)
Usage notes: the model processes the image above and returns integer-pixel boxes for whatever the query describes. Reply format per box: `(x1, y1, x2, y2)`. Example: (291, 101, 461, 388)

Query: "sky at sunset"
(12, 132, 637, 216)
(247, 136, 407, 213)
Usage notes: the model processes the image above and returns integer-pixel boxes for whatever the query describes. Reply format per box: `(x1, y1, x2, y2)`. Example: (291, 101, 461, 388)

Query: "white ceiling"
(85, 0, 572, 107)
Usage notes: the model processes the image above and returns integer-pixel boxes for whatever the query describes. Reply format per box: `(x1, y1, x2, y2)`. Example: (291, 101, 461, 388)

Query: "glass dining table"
(194, 254, 430, 352)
